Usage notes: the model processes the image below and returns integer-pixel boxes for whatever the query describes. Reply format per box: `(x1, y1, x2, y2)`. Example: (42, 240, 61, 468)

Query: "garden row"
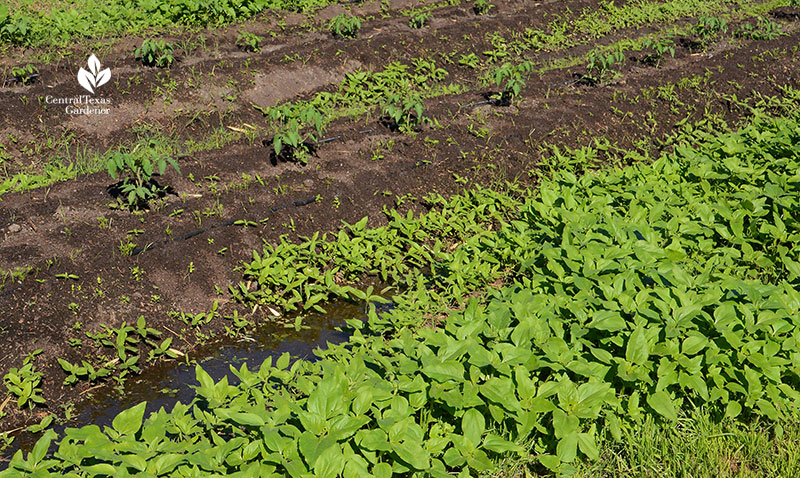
(4, 94, 800, 475)
(3, 0, 792, 206)
(2, 0, 793, 195)
(0, 0, 333, 46)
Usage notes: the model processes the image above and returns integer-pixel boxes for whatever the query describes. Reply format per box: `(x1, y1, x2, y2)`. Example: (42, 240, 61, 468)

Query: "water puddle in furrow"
(2, 300, 386, 462)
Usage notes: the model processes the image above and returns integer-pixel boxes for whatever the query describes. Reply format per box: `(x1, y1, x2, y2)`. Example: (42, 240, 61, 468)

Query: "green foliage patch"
(8, 107, 800, 476)
(328, 14, 362, 39)
(106, 140, 180, 210)
(0, 0, 336, 46)
(2, 350, 45, 412)
(257, 59, 451, 163)
(236, 31, 263, 51)
(134, 39, 176, 68)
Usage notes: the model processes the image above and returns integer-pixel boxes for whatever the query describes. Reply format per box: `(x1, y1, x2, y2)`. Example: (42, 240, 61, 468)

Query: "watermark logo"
(77, 54, 110, 94)
(45, 54, 113, 115)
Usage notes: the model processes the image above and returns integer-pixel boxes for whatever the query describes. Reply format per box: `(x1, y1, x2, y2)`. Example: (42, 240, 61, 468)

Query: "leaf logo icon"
(77, 54, 111, 94)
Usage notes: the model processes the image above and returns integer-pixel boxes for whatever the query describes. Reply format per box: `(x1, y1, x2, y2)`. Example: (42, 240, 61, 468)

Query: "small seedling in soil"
(56, 273, 80, 280)
(382, 90, 426, 132)
(473, 0, 494, 15)
(329, 14, 362, 38)
(235, 219, 258, 228)
(236, 31, 262, 51)
(585, 49, 625, 85)
(135, 39, 176, 68)
(458, 53, 480, 69)
(7, 64, 39, 85)
(486, 61, 532, 104)
(409, 10, 430, 29)
(106, 142, 180, 210)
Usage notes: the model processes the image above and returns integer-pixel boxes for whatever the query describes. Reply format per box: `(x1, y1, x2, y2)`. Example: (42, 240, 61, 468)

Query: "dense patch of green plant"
(486, 61, 532, 102)
(106, 141, 181, 209)
(255, 59, 450, 163)
(693, 14, 728, 42)
(134, 39, 175, 68)
(59, 316, 180, 388)
(328, 13, 362, 39)
(6, 107, 800, 477)
(382, 90, 426, 132)
(640, 37, 676, 67)
(267, 103, 326, 164)
(7, 64, 38, 85)
(458, 53, 480, 69)
(0, 0, 338, 46)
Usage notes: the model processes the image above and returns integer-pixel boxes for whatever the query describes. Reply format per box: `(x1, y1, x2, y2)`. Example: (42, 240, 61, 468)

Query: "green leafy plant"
(176, 301, 219, 327)
(328, 13, 361, 38)
(236, 31, 262, 51)
(134, 39, 175, 68)
(458, 52, 480, 69)
(585, 49, 625, 84)
(9, 103, 800, 478)
(641, 37, 675, 67)
(693, 15, 727, 41)
(268, 103, 327, 164)
(3, 350, 44, 410)
(8, 64, 38, 85)
(408, 10, 430, 28)
(734, 16, 781, 40)
(106, 142, 181, 209)
(473, 0, 494, 15)
(382, 90, 426, 132)
(487, 60, 532, 103)
(60, 316, 176, 387)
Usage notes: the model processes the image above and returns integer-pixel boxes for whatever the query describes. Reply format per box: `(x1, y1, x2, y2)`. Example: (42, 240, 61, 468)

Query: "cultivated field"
(2, 0, 800, 475)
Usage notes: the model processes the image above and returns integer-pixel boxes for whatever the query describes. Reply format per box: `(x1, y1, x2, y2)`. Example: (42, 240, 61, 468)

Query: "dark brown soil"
(1, 0, 800, 452)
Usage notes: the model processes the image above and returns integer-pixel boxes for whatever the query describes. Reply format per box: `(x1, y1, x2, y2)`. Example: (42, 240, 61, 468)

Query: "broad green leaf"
(394, 441, 430, 470)
(626, 326, 649, 365)
(646, 391, 677, 421)
(556, 432, 578, 463)
(577, 433, 599, 460)
(112, 401, 147, 436)
(482, 434, 523, 454)
(462, 408, 485, 447)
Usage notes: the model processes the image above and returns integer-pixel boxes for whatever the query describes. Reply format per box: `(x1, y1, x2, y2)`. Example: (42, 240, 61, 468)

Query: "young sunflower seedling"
(486, 61, 532, 105)
(135, 39, 175, 68)
(106, 141, 181, 210)
(236, 31, 263, 51)
(329, 14, 362, 38)
(382, 90, 426, 133)
(408, 10, 431, 29)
